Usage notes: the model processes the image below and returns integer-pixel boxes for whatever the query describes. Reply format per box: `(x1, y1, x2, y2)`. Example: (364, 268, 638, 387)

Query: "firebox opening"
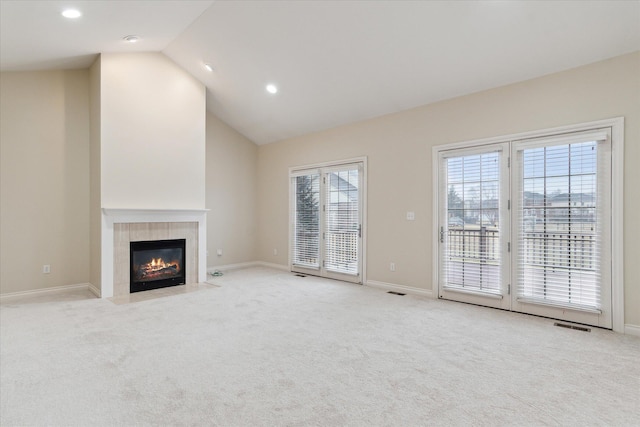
(130, 239, 186, 293)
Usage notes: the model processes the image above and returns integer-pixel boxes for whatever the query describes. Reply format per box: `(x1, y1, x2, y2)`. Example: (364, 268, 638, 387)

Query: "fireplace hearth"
(130, 239, 186, 293)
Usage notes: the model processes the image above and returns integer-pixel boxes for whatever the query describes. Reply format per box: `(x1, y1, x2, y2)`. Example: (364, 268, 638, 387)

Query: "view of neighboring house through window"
(517, 136, 606, 311)
(325, 169, 360, 275)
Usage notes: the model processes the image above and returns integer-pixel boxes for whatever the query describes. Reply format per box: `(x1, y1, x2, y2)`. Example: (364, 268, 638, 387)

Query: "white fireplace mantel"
(103, 208, 209, 222)
(101, 208, 209, 298)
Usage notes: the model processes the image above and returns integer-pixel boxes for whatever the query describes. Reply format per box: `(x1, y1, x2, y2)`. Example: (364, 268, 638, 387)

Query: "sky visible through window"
(522, 141, 596, 198)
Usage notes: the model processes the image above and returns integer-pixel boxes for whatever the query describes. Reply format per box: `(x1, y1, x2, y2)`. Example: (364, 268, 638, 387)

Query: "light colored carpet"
(1, 267, 639, 426)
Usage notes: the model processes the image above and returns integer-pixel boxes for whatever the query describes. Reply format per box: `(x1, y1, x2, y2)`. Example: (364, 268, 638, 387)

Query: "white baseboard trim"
(365, 280, 434, 298)
(208, 261, 290, 274)
(88, 284, 101, 298)
(0, 283, 94, 300)
(208, 262, 259, 273)
(254, 261, 290, 271)
(624, 324, 640, 337)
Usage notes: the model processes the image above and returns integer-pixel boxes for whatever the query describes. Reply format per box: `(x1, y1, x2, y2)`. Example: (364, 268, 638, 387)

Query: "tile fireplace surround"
(101, 209, 208, 298)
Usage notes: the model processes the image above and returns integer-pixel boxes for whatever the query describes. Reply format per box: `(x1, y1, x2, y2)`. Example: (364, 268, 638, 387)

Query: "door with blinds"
(511, 130, 612, 328)
(291, 162, 363, 283)
(436, 128, 613, 328)
(438, 143, 511, 310)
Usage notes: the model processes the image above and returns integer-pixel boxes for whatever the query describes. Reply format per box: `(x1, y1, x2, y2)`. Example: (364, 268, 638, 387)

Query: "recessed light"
(266, 84, 278, 94)
(203, 63, 214, 72)
(123, 35, 140, 43)
(61, 9, 82, 19)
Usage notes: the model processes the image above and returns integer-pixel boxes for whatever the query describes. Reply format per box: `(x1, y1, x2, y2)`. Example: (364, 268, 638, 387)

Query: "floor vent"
(554, 322, 591, 332)
(294, 274, 306, 278)
(387, 291, 406, 296)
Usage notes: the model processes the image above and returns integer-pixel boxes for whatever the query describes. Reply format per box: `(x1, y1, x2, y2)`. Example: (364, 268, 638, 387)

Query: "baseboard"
(365, 280, 434, 298)
(624, 324, 640, 337)
(0, 283, 93, 300)
(208, 261, 290, 274)
(254, 261, 290, 271)
(208, 262, 259, 273)
(88, 284, 101, 298)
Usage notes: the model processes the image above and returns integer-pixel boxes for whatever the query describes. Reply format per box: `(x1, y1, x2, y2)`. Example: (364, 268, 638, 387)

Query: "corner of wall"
(89, 55, 102, 292)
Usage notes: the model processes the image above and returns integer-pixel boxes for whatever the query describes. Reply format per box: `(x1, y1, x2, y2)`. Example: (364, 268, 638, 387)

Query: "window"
(292, 173, 320, 269)
(441, 146, 504, 296)
(290, 159, 366, 284)
(514, 130, 611, 313)
(433, 119, 623, 331)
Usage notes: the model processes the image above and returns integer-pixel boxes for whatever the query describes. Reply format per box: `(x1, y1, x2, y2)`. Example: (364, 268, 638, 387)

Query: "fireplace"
(130, 239, 186, 293)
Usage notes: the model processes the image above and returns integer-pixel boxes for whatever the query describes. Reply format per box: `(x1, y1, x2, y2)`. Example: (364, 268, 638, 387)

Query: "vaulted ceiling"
(1, 1, 639, 144)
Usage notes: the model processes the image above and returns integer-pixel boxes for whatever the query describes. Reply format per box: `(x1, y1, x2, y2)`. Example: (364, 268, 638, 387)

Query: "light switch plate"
(406, 212, 415, 221)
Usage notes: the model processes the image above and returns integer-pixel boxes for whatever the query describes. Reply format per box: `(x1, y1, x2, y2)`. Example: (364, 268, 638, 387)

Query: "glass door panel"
(324, 167, 361, 281)
(512, 131, 611, 328)
(291, 162, 363, 283)
(292, 173, 320, 272)
(438, 143, 510, 310)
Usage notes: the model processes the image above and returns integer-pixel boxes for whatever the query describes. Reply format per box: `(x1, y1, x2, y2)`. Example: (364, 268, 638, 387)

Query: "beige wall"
(89, 57, 102, 293)
(100, 53, 206, 210)
(1, 52, 636, 327)
(256, 52, 640, 326)
(0, 70, 90, 294)
(206, 112, 258, 268)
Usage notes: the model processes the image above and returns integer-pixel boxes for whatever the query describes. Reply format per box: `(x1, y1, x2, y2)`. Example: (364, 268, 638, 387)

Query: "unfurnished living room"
(1, 1, 639, 426)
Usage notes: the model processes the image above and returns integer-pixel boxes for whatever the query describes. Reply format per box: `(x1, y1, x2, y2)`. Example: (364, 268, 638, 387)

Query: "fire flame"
(144, 257, 179, 273)
(150, 258, 166, 268)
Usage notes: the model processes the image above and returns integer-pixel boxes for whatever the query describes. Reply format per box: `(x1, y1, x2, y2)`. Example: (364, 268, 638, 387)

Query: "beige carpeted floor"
(1, 267, 639, 426)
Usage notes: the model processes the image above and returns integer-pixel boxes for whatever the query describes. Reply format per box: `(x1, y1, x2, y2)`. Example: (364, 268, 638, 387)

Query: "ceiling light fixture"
(61, 9, 82, 19)
(123, 35, 140, 43)
(203, 63, 214, 72)
(266, 84, 278, 94)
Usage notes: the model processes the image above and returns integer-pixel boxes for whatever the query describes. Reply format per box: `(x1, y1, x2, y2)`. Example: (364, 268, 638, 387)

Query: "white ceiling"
(1, 1, 639, 145)
(0, 1, 213, 70)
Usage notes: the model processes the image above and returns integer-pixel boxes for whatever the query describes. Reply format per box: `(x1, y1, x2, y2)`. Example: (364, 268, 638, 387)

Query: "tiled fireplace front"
(113, 222, 198, 296)
(101, 209, 208, 298)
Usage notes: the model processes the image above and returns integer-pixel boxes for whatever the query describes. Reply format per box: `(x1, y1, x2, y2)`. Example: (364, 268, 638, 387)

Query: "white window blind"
(292, 173, 320, 269)
(290, 161, 364, 281)
(324, 167, 360, 276)
(441, 147, 502, 295)
(515, 129, 611, 312)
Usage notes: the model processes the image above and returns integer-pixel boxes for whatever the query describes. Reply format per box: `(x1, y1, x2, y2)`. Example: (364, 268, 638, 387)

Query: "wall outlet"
(390, 262, 396, 272)
(406, 211, 415, 221)
(43, 265, 51, 274)
(216, 249, 223, 256)
(273, 248, 278, 256)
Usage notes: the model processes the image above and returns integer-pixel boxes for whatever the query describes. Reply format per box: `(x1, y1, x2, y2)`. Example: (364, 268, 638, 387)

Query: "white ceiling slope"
(0, 1, 213, 70)
(2, 1, 639, 145)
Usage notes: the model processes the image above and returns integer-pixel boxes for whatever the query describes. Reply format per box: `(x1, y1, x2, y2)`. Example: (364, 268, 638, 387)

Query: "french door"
(511, 129, 612, 328)
(290, 161, 363, 283)
(437, 128, 613, 328)
(438, 143, 512, 310)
